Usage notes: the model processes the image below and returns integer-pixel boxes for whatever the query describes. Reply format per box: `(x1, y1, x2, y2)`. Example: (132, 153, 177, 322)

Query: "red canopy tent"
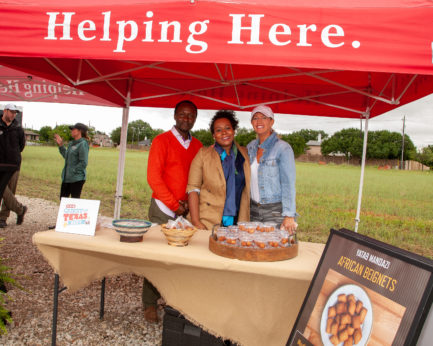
(1, 0, 432, 114)
(1, 1, 433, 344)
(0, 0, 432, 222)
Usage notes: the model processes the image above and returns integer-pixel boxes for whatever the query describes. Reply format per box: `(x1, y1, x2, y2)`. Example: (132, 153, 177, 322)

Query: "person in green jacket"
(54, 123, 89, 199)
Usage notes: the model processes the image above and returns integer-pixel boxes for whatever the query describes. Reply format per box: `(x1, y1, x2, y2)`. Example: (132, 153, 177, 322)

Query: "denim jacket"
(247, 132, 297, 218)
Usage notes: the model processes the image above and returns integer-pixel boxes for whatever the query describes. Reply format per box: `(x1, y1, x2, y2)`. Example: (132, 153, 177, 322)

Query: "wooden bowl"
(161, 225, 197, 246)
(115, 228, 149, 242)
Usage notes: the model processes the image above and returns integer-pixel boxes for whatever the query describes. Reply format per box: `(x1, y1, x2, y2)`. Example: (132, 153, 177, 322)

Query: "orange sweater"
(147, 131, 202, 212)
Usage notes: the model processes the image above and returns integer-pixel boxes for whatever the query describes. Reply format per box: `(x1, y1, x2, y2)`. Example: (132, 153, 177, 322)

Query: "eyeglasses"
(251, 115, 270, 121)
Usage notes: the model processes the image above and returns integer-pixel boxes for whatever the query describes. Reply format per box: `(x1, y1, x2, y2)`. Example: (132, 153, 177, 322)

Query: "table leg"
(51, 274, 67, 346)
(99, 277, 106, 319)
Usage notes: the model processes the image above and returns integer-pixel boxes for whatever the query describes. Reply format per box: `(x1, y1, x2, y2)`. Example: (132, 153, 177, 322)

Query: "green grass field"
(18, 146, 433, 258)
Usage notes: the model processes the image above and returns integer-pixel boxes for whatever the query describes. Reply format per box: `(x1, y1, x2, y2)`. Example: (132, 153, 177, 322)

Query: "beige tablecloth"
(33, 226, 324, 346)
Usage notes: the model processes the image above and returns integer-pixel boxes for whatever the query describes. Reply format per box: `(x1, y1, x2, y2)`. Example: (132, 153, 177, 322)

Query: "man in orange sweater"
(144, 100, 202, 321)
(147, 100, 202, 223)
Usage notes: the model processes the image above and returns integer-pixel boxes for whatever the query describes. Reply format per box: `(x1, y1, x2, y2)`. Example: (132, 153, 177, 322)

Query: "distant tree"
(45, 124, 95, 143)
(53, 124, 73, 142)
(110, 127, 121, 145)
(150, 128, 164, 141)
(128, 120, 153, 143)
(321, 128, 363, 159)
(110, 120, 155, 145)
(296, 129, 328, 143)
(87, 126, 96, 140)
(321, 128, 416, 161)
(235, 128, 256, 147)
(279, 129, 329, 157)
(416, 145, 433, 168)
(400, 134, 416, 160)
(38, 126, 53, 142)
(192, 129, 214, 147)
(280, 133, 307, 158)
(367, 130, 416, 160)
(111, 122, 166, 145)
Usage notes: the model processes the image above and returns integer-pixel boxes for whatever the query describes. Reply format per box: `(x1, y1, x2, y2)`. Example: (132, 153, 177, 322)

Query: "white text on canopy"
(44, 11, 359, 54)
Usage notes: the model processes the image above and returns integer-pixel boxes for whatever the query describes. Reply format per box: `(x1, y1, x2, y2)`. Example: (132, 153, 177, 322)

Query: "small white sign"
(55, 197, 100, 236)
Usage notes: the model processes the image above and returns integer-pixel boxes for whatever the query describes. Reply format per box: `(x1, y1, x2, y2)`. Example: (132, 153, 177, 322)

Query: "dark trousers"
(0, 172, 14, 201)
(250, 201, 285, 225)
(148, 197, 175, 225)
(142, 277, 162, 309)
(60, 180, 85, 199)
(142, 198, 174, 308)
(0, 165, 17, 201)
(0, 167, 16, 291)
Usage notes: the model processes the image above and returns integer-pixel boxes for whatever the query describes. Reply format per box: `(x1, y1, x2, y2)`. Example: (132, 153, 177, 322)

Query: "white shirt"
(155, 126, 192, 218)
(250, 159, 260, 203)
(170, 126, 192, 149)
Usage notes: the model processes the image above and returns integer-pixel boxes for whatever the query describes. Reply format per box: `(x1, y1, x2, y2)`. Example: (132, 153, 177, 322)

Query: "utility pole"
(136, 128, 141, 146)
(400, 115, 406, 170)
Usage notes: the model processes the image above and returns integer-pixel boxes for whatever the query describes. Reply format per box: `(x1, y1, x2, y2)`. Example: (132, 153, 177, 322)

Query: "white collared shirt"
(170, 126, 192, 149)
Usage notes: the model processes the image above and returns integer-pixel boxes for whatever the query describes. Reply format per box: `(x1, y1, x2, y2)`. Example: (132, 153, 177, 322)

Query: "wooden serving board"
(208, 235, 298, 262)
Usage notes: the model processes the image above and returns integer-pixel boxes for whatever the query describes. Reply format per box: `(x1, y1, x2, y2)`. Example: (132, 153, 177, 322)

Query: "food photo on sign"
(304, 270, 404, 345)
(288, 229, 433, 346)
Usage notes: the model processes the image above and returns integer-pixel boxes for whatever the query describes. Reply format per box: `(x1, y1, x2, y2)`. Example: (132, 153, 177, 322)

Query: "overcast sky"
(12, 92, 433, 149)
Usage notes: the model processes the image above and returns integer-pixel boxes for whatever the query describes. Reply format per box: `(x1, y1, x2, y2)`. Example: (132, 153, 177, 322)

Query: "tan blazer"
(187, 142, 251, 230)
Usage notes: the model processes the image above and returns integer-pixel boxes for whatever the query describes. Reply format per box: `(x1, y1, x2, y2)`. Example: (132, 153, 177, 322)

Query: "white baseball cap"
(251, 105, 274, 120)
(4, 103, 19, 112)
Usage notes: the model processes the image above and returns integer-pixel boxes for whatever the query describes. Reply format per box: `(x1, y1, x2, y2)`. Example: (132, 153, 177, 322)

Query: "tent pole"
(354, 113, 370, 233)
(114, 80, 132, 219)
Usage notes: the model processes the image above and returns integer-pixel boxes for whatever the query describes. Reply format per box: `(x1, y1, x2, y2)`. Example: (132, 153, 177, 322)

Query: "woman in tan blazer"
(187, 110, 250, 230)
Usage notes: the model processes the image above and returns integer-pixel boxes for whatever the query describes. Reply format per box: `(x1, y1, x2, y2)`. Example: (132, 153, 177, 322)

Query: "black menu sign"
(288, 228, 433, 346)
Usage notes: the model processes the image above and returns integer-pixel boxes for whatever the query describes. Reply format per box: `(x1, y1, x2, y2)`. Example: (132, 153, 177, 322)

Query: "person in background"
(187, 110, 250, 230)
(54, 123, 89, 199)
(247, 105, 298, 233)
(0, 104, 27, 229)
(145, 100, 202, 322)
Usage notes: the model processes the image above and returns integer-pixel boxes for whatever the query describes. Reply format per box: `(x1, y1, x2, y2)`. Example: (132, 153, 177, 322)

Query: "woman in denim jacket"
(247, 105, 297, 233)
